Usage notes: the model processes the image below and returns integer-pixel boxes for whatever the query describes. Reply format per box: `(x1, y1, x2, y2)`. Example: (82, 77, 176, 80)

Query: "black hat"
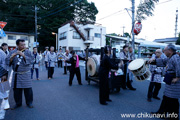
(123, 45, 128, 50)
(104, 45, 111, 54)
(71, 50, 75, 55)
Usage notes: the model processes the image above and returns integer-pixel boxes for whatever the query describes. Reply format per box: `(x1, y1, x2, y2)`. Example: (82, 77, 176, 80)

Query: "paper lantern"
(134, 22, 142, 35)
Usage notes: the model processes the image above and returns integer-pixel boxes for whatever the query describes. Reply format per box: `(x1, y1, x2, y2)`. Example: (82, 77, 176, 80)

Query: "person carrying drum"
(128, 46, 135, 83)
(149, 44, 180, 119)
(119, 45, 136, 90)
(147, 49, 165, 102)
(99, 45, 118, 105)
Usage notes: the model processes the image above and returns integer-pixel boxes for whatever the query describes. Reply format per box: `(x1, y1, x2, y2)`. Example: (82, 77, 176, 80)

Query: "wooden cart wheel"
(115, 87, 120, 93)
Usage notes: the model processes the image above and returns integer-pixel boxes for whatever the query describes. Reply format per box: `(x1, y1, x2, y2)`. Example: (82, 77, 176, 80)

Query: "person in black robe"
(99, 45, 118, 105)
(66, 51, 86, 86)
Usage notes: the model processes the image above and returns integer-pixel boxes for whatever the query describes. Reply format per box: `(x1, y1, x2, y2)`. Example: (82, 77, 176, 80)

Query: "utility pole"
(175, 9, 178, 37)
(35, 5, 38, 47)
(121, 26, 125, 36)
(131, 0, 135, 58)
(100, 28, 102, 47)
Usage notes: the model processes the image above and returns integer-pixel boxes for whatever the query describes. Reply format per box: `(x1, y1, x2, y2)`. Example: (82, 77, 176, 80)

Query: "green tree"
(0, 0, 98, 50)
(0, 0, 35, 33)
(106, 37, 110, 45)
(74, 0, 98, 25)
(124, 32, 131, 38)
(136, 0, 159, 21)
(176, 33, 180, 45)
(106, 33, 119, 45)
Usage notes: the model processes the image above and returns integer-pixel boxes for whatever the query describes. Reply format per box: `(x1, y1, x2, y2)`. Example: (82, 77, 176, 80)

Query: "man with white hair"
(150, 44, 180, 119)
(147, 49, 165, 102)
(45, 46, 57, 79)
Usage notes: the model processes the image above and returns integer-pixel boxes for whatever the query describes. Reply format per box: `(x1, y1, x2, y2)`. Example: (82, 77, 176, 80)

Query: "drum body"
(128, 59, 151, 81)
(87, 55, 100, 76)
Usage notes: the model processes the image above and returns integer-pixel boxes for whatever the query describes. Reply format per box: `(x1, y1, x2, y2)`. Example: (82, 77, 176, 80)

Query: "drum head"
(128, 59, 144, 71)
(87, 55, 100, 76)
(87, 57, 97, 76)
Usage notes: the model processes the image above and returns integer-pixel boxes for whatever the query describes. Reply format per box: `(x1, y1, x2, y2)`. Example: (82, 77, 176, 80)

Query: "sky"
(87, 0, 180, 41)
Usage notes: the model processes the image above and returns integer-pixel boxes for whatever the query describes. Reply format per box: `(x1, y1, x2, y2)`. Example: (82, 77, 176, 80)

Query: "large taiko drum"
(128, 59, 151, 81)
(87, 55, 101, 76)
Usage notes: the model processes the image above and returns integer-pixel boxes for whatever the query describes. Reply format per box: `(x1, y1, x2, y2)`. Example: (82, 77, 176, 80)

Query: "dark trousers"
(64, 66, 70, 74)
(45, 61, 48, 70)
(48, 67, 54, 78)
(58, 60, 62, 68)
(31, 68, 39, 79)
(64, 66, 67, 74)
(13, 88, 33, 106)
(99, 78, 109, 103)
(147, 82, 161, 99)
(158, 95, 179, 119)
(122, 63, 129, 88)
(69, 67, 82, 85)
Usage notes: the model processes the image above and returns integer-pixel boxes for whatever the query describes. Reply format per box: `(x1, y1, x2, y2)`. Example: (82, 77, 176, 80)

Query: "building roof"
(106, 35, 141, 44)
(5, 31, 35, 36)
(106, 35, 180, 50)
(154, 37, 178, 42)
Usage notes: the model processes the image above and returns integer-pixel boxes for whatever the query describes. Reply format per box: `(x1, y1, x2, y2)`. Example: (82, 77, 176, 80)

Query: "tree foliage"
(123, 32, 131, 38)
(74, 0, 98, 25)
(0, 0, 98, 50)
(136, 0, 159, 21)
(106, 33, 119, 45)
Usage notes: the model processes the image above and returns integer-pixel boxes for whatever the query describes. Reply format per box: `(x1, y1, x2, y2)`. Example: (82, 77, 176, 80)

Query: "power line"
(40, 0, 83, 18)
(156, 0, 173, 5)
(97, 0, 174, 22)
(97, 9, 126, 21)
(40, 0, 73, 17)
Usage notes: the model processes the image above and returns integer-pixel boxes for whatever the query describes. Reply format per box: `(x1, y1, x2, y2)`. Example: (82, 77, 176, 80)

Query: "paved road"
(4, 65, 168, 120)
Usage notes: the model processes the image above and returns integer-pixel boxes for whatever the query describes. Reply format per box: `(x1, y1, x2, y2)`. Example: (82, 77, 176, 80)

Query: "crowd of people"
(0, 39, 180, 119)
(0, 39, 87, 110)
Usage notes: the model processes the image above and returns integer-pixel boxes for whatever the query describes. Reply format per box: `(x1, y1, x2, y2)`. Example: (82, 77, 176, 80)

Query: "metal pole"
(131, 0, 135, 58)
(100, 28, 102, 47)
(57, 33, 59, 52)
(122, 26, 125, 36)
(138, 45, 141, 58)
(175, 9, 178, 37)
(35, 5, 38, 48)
(56, 33, 58, 51)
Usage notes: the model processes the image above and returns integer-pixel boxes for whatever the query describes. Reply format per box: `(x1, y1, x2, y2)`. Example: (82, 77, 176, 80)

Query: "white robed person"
(31, 47, 41, 80)
(45, 46, 57, 79)
(119, 45, 136, 90)
(0, 49, 10, 110)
